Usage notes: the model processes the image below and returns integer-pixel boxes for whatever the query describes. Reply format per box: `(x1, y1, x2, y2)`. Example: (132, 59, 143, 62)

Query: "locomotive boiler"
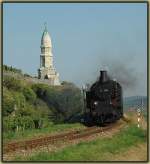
(84, 70, 123, 125)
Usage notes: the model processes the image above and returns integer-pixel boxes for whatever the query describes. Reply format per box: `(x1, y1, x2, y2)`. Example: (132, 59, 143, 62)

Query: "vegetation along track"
(3, 122, 122, 154)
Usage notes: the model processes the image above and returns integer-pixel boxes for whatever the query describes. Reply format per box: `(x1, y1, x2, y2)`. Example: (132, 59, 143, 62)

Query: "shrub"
(3, 76, 23, 91)
(3, 115, 34, 132)
(12, 91, 26, 109)
(3, 88, 27, 117)
(3, 87, 15, 116)
(3, 116, 15, 132)
(23, 87, 36, 102)
(21, 116, 34, 129)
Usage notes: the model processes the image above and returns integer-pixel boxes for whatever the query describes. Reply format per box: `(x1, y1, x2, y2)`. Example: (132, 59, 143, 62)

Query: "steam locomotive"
(83, 70, 123, 126)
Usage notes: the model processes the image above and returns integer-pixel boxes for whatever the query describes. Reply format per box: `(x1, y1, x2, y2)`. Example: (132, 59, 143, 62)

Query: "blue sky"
(3, 3, 147, 96)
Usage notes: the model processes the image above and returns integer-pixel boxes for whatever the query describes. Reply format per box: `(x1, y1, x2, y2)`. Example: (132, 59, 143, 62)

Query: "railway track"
(3, 122, 120, 154)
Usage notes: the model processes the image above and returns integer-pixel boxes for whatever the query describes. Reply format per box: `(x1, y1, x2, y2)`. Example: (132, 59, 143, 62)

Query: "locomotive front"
(85, 70, 123, 125)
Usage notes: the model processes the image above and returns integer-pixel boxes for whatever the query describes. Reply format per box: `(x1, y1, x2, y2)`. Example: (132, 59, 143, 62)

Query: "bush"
(3, 88, 26, 117)
(3, 87, 15, 116)
(3, 115, 34, 132)
(3, 76, 23, 91)
(20, 103, 46, 129)
(21, 116, 34, 129)
(3, 116, 16, 132)
(12, 91, 26, 109)
(23, 87, 36, 102)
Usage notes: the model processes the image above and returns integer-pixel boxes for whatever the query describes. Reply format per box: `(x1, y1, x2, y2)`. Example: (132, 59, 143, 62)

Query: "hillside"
(3, 65, 84, 136)
(123, 96, 147, 109)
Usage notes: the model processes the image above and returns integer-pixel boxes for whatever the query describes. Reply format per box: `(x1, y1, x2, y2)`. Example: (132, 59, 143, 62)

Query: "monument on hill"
(38, 24, 60, 85)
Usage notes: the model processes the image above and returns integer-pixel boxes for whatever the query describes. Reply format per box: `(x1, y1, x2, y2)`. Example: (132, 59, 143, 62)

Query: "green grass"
(3, 123, 85, 143)
(14, 124, 147, 161)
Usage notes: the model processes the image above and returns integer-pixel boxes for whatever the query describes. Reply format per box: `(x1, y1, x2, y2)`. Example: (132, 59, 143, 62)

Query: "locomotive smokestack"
(99, 70, 109, 83)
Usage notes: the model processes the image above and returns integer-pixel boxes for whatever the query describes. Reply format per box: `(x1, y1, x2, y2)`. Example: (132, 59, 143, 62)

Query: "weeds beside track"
(3, 122, 121, 154)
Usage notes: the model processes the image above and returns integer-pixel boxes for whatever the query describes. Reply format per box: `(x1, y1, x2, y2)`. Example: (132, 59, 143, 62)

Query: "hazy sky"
(3, 3, 147, 97)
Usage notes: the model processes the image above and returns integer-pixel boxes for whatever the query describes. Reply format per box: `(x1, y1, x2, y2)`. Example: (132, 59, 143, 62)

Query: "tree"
(58, 85, 83, 119)
(32, 82, 83, 123)
(3, 65, 22, 74)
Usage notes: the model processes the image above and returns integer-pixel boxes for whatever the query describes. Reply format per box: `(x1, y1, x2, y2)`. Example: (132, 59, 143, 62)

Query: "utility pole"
(137, 98, 143, 128)
(137, 108, 141, 128)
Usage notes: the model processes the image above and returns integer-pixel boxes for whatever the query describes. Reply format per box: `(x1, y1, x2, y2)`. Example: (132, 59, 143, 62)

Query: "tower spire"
(44, 22, 47, 31)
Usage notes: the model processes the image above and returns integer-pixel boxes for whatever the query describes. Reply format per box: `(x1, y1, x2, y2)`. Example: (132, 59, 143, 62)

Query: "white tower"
(38, 24, 60, 85)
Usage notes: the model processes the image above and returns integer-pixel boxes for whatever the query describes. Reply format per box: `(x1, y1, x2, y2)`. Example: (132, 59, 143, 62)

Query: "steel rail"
(3, 123, 118, 154)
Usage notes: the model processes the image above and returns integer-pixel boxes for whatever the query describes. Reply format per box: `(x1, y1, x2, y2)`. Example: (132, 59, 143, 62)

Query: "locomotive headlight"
(94, 101, 98, 105)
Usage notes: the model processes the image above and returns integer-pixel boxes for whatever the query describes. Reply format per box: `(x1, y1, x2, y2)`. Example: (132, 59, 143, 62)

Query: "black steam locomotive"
(84, 70, 123, 125)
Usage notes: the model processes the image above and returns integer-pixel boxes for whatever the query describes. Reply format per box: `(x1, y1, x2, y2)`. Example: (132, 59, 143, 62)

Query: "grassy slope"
(3, 123, 85, 143)
(111, 143, 147, 161)
(14, 124, 147, 161)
